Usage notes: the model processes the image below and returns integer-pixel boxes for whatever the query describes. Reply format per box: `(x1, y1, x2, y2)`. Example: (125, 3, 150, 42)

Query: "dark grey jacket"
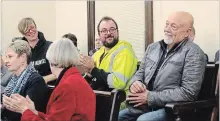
(214, 50, 219, 63)
(131, 40, 206, 107)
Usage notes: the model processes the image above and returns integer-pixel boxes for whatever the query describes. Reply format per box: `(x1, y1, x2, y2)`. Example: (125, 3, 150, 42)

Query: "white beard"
(164, 35, 174, 44)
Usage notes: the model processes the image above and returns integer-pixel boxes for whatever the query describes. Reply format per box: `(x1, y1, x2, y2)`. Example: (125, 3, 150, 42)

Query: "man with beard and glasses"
(118, 11, 206, 121)
(80, 16, 138, 97)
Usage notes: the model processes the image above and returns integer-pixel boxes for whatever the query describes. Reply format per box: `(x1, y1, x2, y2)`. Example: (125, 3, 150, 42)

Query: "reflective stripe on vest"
(107, 45, 134, 88)
(107, 72, 129, 88)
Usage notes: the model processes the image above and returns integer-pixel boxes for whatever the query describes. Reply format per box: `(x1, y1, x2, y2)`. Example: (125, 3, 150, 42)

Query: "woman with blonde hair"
(2, 40, 49, 121)
(3, 38, 96, 121)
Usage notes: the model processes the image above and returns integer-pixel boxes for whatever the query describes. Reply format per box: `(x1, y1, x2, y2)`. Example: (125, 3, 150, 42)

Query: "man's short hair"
(7, 40, 32, 64)
(46, 38, 80, 68)
(18, 17, 36, 35)
(62, 33, 78, 47)
(97, 16, 118, 34)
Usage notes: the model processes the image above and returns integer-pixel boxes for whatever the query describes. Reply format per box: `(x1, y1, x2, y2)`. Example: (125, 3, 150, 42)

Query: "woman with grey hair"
(1, 40, 49, 121)
(3, 39, 96, 121)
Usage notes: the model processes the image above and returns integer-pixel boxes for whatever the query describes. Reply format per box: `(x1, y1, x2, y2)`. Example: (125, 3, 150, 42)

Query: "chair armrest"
(111, 89, 126, 102)
(47, 85, 55, 89)
(93, 89, 126, 121)
(165, 99, 216, 114)
(93, 90, 112, 96)
(93, 89, 126, 102)
(110, 89, 126, 121)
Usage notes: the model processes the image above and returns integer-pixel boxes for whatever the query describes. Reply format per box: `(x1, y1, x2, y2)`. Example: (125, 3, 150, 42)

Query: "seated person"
(89, 37, 103, 56)
(80, 17, 138, 110)
(1, 40, 49, 121)
(118, 11, 206, 121)
(1, 50, 13, 92)
(3, 39, 96, 121)
(80, 16, 138, 92)
(62, 34, 86, 75)
(62, 33, 80, 51)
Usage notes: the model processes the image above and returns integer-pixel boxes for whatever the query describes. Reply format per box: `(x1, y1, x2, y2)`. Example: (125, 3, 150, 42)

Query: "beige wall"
(55, 1, 88, 55)
(1, 1, 88, 55)
(95, 1, 145, 61)
(1, 1, 219, 61)
(0, 0, 2, 54)
(1, 1, 56, 54)
(153, 1, 219, 61)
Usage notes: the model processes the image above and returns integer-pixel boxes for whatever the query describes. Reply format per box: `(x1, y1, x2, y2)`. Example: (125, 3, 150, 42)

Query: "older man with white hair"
(119, 11, 206, 121)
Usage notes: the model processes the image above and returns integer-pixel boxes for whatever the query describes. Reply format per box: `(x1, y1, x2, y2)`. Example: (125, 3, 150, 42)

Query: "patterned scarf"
(4, 64, 37, 96)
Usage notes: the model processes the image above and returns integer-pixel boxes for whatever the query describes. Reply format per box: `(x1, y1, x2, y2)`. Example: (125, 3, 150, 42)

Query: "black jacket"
(22, 31, 52, 76)
(1, 72, 49, 121)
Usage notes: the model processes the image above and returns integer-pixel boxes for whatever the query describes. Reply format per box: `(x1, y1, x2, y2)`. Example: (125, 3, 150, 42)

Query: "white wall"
(153, 1, 219, 61)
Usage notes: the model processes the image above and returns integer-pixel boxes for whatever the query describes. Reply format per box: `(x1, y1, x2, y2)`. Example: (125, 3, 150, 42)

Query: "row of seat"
(48, 63, 219, 121)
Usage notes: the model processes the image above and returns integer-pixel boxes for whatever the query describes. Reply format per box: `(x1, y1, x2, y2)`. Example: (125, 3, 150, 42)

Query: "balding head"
(164, 11, 194, 46)
(169, 11, 194, 28)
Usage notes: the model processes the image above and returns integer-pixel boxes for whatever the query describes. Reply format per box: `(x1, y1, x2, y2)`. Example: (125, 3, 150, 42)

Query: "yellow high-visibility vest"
(93, 40, 138, 92)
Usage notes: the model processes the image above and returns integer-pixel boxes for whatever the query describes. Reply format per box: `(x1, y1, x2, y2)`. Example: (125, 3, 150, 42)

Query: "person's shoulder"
(147, 41, 160, 50)
(65, 73, 85, 85)
(214, 50, 220, 63)
(56, 75, 83, 94)
(117, 40, 134, 51)
(45, 40, 53, 46)
(61, 69, 89, 89)
(42, 40, 53, 51)
(183, 41, 206, 62)
(93, 47, 104, 57)
(117, 40, 132, 48)
(27, 72, 45, 84)
(142, 40, 160, 54)
(184, 40, 204, 53)
(215, 50, 220, 56)
(1, 66, 13, 86)
(89, 49, 97, 56)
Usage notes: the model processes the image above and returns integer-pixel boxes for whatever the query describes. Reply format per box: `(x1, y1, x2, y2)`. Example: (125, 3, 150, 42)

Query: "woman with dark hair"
(62, 33, 78, 47)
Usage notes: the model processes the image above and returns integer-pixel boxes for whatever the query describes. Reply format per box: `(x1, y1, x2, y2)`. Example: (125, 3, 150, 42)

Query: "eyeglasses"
(24, 25, 36, 36)
(99, 28, 117, 34)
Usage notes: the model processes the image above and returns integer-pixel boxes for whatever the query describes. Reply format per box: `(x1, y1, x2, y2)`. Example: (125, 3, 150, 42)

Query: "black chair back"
(94, 89, 126, 121)
(198, 64, 219, 100)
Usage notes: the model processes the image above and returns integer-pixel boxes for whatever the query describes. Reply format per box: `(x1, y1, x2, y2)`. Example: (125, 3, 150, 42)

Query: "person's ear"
(20, 53, 27, 64)
(185, 28, 192, 38)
